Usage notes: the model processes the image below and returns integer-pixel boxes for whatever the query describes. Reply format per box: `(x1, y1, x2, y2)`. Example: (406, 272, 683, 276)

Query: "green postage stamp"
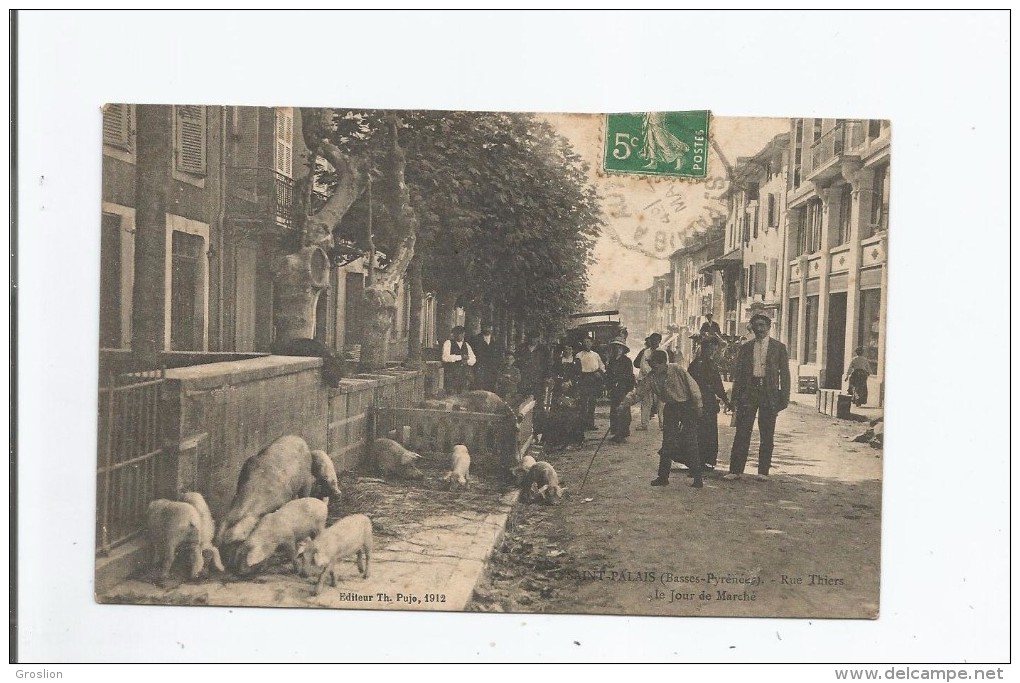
(603, 111, 710, 178)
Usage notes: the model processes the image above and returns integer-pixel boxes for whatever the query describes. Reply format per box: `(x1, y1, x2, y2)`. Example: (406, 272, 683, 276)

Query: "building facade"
(100, 105, 431, 363)
(785, 118, 890, 404)
(669, 232, 724, 361)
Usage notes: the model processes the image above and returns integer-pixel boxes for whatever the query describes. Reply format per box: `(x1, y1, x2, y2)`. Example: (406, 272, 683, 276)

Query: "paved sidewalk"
(99, 471, 519, 612)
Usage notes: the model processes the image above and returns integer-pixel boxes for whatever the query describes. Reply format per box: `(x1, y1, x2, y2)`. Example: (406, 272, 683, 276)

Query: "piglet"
(146, 499, 205, 580)
(179, 491, 225, 575)
(372, 438, 422, 479)
(525, 461, 567, 505)
(237, 498, 327, 574)
(301, 514, 373, 595)
(442, 444, 471, 491)
(310, 449, 343, 503)
(511, 454, 537, 486)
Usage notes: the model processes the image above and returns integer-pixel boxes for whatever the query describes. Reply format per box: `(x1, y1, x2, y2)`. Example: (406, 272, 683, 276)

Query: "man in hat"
(724, 312, 791, 481)
(606, 336, 636, 443)
(516, 331, 550, 402)
(700, 312, 723, 340)
(633, 333, 663, 431)
(441, 325, 476, 395)
(618, 349, 704, 488)
(470, 323, 499, 392)
(574, 336, 606, 431)
(687, 334, 733, 472)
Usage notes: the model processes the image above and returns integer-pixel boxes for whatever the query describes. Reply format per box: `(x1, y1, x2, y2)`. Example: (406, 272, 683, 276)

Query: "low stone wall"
(161, 357, 434, 523)
(96, 356, 440, 592)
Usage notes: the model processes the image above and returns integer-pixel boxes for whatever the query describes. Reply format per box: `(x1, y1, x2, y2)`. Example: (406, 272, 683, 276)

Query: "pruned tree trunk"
(272, 108, 369, 351)
(405, 254, 424, 368)
(360, 113, 418, 372)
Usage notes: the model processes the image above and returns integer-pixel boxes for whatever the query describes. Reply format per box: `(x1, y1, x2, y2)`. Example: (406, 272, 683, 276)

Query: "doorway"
(824, 292, 847, 389)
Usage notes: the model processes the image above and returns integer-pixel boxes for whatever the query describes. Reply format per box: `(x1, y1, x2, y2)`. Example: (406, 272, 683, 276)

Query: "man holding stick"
(617, 350, 704, 488)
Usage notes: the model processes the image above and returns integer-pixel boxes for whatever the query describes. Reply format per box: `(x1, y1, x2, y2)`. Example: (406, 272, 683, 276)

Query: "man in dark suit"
(723, 312, 791, 481)
(699, 312, 723, 339)
(471, 323, 499, 392)
(516, 332, 550, 402)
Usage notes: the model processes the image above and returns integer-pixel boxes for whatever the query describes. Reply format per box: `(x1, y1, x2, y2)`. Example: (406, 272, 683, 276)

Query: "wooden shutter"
(275, 107, 294, 178)
(768, 258, 779, 293)
(103, 104, 132, 151)
(175, 105, 207, 175)
(231, 106, 260, 167)
(754, 263, 767, 297)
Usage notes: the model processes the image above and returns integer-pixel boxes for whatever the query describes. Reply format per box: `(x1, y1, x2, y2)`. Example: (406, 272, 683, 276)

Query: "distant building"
(723, 134, 791, 341)
(669, 231, 725, 361)
(616, 289, 652, 340)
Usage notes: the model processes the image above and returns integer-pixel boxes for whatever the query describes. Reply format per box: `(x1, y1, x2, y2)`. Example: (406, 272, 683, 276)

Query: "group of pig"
(146, 435, 372, 595)
(144, 390, 562, 593)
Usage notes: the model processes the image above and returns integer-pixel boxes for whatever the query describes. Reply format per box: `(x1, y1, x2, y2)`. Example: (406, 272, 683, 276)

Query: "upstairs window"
(174, 105, 207, 176)
(275, 107, 294, 179)
(103, 104, 132, 152)
(871, 163, 889, 231)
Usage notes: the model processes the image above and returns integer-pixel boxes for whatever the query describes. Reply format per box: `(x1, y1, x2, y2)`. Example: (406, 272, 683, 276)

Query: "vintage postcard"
(95, 106, 888, 619)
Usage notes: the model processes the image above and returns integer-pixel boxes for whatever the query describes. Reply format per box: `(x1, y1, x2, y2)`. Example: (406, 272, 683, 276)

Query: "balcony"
(226, 167, 298, 233)
(804, 120, 866, 183)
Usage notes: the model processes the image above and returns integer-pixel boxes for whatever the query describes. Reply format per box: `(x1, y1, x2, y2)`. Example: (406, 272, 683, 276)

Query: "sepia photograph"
(13, 9, 1010, 668)
(94, 105, 889, 619)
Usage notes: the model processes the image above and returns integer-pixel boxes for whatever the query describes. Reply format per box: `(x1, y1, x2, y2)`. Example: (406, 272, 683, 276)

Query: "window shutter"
(768, 259, 779, 292)
(103, 104, 132, 151)
(275, 107, 294, 178)
(175, 105, 207, 175)
(754, 263, 767, 297)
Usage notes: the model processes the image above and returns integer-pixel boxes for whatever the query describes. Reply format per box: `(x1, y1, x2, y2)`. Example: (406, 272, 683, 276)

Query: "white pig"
(238, 498, 327, 573)
(216, 435, 316, 548)
(372, 438, 422, 478)
(511, 454, 537, 485)
(147, 499, 205, 580)
(524, 461, 566, 505)
(310, 449, 343, 502)
(178, 491, 225, 575)
(301, 514, 373, 595)
(442, 444, 471, 491)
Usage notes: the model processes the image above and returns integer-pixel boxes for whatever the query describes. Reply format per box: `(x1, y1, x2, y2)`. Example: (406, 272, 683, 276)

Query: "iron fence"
(96, 353, 173, 555)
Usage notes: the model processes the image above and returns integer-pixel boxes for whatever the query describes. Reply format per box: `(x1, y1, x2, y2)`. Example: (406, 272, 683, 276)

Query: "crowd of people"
(440, 312, 872, 491)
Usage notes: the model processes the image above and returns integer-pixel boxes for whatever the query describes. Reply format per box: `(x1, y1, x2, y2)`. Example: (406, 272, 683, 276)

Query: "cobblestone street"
(471, 397, 882, 618)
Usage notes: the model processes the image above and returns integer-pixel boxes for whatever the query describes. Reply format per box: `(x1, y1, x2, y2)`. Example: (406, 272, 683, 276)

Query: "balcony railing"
(806, 120, 866, 177)
(227, 167, 297, 229)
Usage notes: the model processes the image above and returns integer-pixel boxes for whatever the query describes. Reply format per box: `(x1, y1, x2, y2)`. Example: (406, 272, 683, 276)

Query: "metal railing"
(96, 353, 173, 555)
(807, 120, 867, 175)
(227, 166, 297, 229)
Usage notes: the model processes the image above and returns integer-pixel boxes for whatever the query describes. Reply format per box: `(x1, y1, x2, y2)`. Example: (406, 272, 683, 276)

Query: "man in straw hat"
(574, 335, 606, 431)
(617, 349, 704, 488)
(723, 311, 791, 481)
(606, 336, 636, 443)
